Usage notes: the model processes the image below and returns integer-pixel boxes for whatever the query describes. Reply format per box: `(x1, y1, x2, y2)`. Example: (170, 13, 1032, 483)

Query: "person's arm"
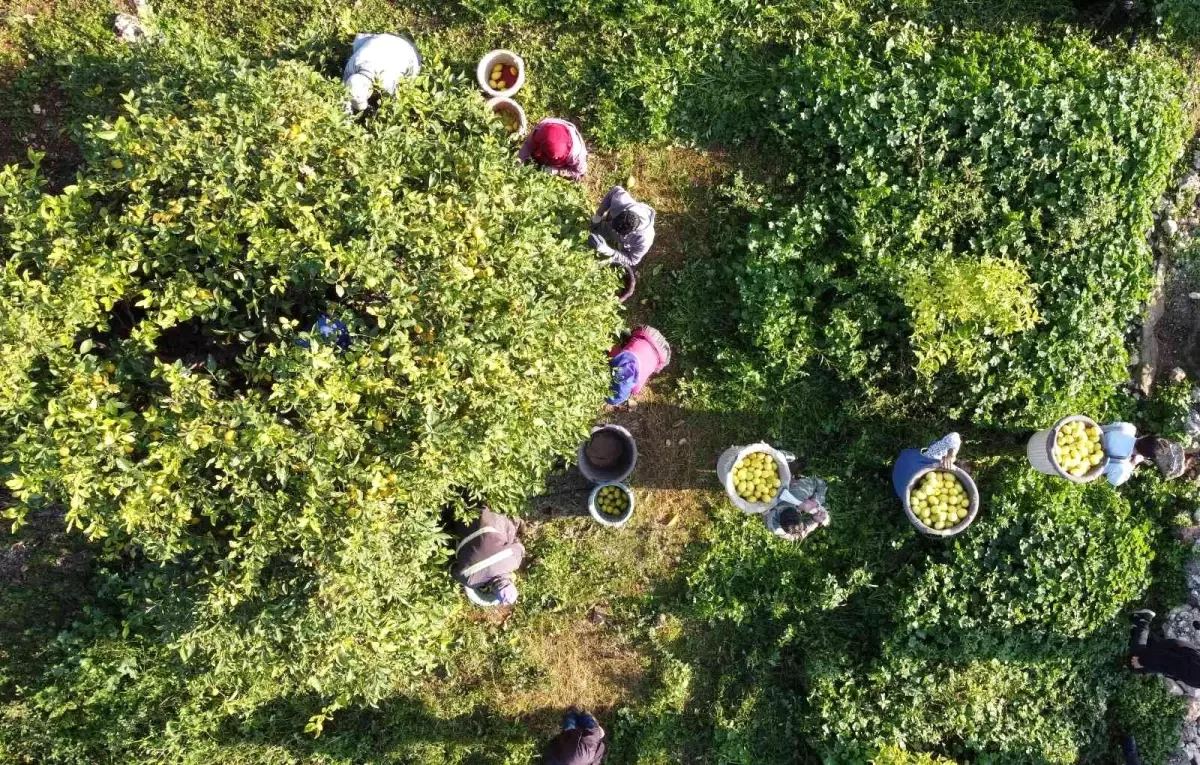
(588, 233, 617, 259)
(616, 229, 651, 267)
(593, 186, 621, 223)
(518, 132, 535, 163)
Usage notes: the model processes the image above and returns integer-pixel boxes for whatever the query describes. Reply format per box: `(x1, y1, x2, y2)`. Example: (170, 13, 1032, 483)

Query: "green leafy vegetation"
(1, 0, 1198, 761)
(0, 20, 617, 749)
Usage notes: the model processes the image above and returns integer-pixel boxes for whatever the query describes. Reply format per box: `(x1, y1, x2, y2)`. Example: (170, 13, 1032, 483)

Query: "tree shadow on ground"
(218, 692, 544, 762)
(0, 506, 94, 695)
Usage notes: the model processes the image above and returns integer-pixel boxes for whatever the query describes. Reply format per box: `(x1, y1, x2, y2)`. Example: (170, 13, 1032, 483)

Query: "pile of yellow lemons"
(1052, 421, 1104, 478)
(732, 452, 781, 504)
(909, 471, 970, 531)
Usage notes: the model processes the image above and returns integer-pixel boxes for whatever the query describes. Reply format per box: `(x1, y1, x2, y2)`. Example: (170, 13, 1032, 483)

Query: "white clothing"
(343, 33, 421, 113)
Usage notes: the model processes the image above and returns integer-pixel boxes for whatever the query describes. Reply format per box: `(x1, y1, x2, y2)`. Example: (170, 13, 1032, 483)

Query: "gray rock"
(1173, 367, 1189, 383)
(1167, 219, 1182, 237)
(1164, 605, 1200, 646)
(1192, 386, 1200, 404)
(1141, 364, 1156, 397)
(1187, 410, 1200, 439)
(1193, 151, 1200, 170)
(31, 104, 41, 115)
(1186, 557, 1200, 605)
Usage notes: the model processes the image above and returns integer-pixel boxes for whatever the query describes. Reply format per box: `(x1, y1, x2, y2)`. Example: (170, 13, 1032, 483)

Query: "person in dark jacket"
(1129, 609, 1200, 688)
(450, 508, 524, 606)
(543, 707, 607, 765)
(588, 186, 656, 267)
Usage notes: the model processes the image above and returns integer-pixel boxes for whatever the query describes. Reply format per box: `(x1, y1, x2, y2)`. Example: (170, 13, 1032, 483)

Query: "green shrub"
(805, 655, 1106, 764)
(902, 255, 1039, 377)
(0, 22, 618, 720)
(1106, 673, 1186, 764)
(679, 26, 1187, 425)
(897, 470, 1154, 656)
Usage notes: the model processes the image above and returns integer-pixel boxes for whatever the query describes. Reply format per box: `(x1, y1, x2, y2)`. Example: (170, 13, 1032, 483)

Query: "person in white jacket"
(343, 33, 421, 113)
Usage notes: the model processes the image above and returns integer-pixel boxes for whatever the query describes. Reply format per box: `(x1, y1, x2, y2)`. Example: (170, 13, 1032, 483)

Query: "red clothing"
(518, 118, 588, 181)
(609, 327, 670, 396)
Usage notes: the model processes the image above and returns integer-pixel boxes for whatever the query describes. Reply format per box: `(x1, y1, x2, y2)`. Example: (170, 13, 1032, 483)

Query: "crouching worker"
(543, 707, 608, 765)
(607, 326, 670, 406)
(450, 507, 524, 607)
(589, 186, 656, 267)
(343, 33, 421, 113)
(519, 118, 588, 181)
(764, 475, 830, 543)
(1128, 609, 1200, 689)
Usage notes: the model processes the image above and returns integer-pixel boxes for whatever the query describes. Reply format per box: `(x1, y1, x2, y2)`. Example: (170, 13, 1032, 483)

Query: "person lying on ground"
(588, 186, 656, 267)
(543, 707, 607, 765)
(343, 33, 421, 113)
(1128, 609, 1200, 689)
(607, 326, 670, 406)
(519, 118, 588, 181)
(764, 476, 830, 543)
(450, 507, 524, 606)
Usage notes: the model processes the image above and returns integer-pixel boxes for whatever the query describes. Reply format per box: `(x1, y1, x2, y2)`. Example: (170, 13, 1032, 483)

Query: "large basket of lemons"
(717, 443, 793, 514)
(1026, 415, 1105, 484)
(902, 462, 980, 538)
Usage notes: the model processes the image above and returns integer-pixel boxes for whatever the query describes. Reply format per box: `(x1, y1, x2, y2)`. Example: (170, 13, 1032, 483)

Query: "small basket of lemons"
(588, 482, 634, 527)
(1026, 415, 1106, 484)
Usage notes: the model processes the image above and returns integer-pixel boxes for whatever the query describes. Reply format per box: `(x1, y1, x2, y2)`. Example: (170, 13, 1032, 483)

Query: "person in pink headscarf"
(607, 326, 670, 406)
(518, 118, 588, 181)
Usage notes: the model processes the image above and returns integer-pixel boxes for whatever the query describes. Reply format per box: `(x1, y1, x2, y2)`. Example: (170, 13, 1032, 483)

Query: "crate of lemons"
(1052, 420, 1105, 479)
(588, 483, 635, 527)
(731, 451, 784, 506)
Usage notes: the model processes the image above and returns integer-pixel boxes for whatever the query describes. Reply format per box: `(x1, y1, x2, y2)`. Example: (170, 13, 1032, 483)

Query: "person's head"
(778, 507, 804, 535)
(1140, 436, 1187, 479)
(613, 209, 639, 235)
(531, 122, 572, 166)
(1134, 436, 1159, 462)
(346, 73, 373, 113)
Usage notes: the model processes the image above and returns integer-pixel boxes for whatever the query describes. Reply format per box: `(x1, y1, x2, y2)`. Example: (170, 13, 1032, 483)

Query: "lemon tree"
(0, 23, 618, 713)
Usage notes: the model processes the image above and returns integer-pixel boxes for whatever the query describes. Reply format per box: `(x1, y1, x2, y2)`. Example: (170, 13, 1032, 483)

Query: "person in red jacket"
(1129, 609, 1200, 688)
(543, 707, 607, 765)
(606, 326, 670, 406)
(518, 118, 588, 181)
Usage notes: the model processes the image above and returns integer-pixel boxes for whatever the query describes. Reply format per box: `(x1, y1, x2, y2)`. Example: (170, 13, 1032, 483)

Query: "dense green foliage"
(0, 22, 617, 735)
(673, 27, 1185, 425)
(1, 0, 1197, 761)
